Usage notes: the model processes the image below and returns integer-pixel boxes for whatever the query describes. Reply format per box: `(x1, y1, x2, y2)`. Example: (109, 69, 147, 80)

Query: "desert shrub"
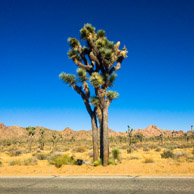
(161, 150, 174, 159)
(135, 144, 144, 149)
(0, 161, 2, 166)
(2, 140, 11, 146)
(112, 148, 120, 161)
(129, 156, 139, 160)
(133, 146, 138, 151)
(61, 147, 70, 152)
(167, 146, 176, 150)
(72, 146, 86, 153)
(120, 145, 128, 149)
(9, 150, 22, 157)
(192, 149, 194, 155)
(47, 152, 63, 163)
(36, 153, 47, 160)
(143, 147, 150, 152)
(49, 155, 76, 168)
(9, 159, 22, 166)
(174, 151, 188, 160)
(23, 158, 38, 166)
(178, 144, 192, 149)
(186, 157, 194, 162)
(155, 147, 161, 152)
(143, 157, 154, 163)
(108, 159, 116, 165)
(148, 144, 157, 149)
(127, 147, 132, 154)
(93, 159, 102, 166)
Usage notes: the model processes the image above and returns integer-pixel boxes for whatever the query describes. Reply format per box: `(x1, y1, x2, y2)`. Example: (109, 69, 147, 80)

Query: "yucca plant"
(39, 128, 45, 150)
(26, 127, 36, 152)
(59, 23, 127, 165)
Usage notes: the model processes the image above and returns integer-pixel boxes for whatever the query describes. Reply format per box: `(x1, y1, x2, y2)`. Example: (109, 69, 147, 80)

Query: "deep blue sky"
(0, 0, 194, 131)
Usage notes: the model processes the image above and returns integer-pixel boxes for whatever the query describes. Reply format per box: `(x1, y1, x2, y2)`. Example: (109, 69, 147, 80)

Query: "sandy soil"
(0, 148, 194, 176)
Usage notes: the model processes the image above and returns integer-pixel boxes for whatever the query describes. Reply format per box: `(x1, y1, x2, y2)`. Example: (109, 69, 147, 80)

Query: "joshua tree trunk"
(102, 106, 109, 166)
(29, 136, 32, 152)
(40, 141, 44, 150)
(129, 135, 132, 147)
(91, 113, 99, 161)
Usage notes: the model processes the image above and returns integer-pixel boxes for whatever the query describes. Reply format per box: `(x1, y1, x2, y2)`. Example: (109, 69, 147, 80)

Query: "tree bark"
(29, 136, 32, 153)
(91, 113, 99, 161)
(102, 106, 109, 166)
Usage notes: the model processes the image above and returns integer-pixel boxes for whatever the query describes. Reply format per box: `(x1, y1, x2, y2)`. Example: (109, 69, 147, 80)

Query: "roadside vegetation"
(0, 132, 193, 176)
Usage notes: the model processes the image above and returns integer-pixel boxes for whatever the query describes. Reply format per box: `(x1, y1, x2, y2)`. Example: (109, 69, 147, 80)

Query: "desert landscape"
(0, 122, 193, 176)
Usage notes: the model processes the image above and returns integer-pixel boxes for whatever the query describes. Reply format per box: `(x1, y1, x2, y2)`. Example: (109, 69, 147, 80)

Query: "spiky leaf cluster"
(90, 97, 100, 107)
(39, 128, 45, 137)
(26, 127, 36, 136)
(101, 73, 117, 87)
(52, 132, 56, 138)
(90, 72, 104, 88)
(80, 23, 96, 40)
(59, 73, 76, 86)
(97, 30, 106, 38)
(108, 73, 117, 87)
(67, 49, 81, 61)
(76, 68, 87, 81)
(106, 90, 119, 100)
(68, 37, 80, 48)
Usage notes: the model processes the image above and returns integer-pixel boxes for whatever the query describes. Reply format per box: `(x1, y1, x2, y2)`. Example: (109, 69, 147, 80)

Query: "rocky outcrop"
(0, 122, 192, 140)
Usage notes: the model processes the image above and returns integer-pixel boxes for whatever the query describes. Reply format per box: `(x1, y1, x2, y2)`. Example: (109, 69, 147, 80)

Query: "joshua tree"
(51, 132, 57, 150)
(172, 130, 175, 138)
(191, 125, 193, 131)
(135, 133, 144, 142)
(26, 127, 36, 152)
(39, 128, 45, 150)
(59, 24, 127, 165)
(184, 132, 189, 143)
(159, 133, 164, 144)
(127, 125, 133, 153)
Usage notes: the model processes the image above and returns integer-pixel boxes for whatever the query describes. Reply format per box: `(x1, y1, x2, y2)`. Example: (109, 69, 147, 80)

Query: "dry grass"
(0, 139, 193, 176)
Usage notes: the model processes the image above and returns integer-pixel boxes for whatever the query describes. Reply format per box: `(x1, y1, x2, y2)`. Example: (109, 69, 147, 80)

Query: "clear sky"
(0, 0, 194, 131)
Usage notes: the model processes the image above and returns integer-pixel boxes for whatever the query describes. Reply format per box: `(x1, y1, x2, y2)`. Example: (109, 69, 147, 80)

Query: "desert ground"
(0, 131, 194, 176)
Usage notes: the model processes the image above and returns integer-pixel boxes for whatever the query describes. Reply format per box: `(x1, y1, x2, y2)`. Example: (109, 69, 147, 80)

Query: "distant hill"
(0, 122, 192, 140)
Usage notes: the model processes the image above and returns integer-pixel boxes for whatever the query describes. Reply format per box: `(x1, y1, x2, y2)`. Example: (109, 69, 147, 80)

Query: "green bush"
(112, 148, 120, 160)
(93, 159, 102, 166)
(155, 147, 161, 152)
(108, 159, 116, 165)
(161, 150, 174, 159)
(49, 155, 76, 168)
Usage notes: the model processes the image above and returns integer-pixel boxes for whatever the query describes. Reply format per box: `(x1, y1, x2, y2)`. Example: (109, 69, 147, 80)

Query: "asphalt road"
(0, 176, 193, 194)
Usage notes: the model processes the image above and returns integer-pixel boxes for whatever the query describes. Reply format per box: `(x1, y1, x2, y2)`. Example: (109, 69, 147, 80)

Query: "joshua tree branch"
(73, 84, 93, 116)
(77, 46, 90, 67)
(73, 58, 92, 70)
(82, 81, 90, 99)
(109, 56, 124, 74)
(89, 52, 100, 66)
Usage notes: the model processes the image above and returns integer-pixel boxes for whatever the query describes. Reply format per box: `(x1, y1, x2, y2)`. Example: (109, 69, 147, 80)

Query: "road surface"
(0, 176, 193, 194)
